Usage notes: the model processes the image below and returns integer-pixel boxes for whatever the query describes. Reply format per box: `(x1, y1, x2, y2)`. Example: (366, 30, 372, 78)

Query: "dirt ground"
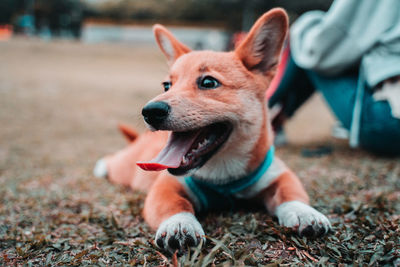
(0, 38, 399, 266)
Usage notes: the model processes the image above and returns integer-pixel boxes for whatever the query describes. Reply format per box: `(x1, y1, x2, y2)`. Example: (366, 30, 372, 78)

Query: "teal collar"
(185, 145, 275, 211)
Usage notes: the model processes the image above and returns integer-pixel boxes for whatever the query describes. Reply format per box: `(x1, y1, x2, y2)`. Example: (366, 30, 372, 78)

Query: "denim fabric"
(270, 54, 400, 156)
(269, 55, 315, 117)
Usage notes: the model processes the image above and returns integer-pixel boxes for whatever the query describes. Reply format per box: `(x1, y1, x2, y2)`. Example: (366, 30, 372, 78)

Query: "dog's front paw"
(155, 212, 205, 254)
(275, 201, 331, 237)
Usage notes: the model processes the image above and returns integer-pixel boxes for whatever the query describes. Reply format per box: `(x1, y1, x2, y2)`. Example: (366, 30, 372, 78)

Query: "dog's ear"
(235, 8, 288, 73)
(118, 124, 138, 143)
(153, 24, 191, 65)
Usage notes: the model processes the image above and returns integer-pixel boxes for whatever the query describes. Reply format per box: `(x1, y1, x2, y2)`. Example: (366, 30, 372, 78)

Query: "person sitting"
(268, 0, 400, 156)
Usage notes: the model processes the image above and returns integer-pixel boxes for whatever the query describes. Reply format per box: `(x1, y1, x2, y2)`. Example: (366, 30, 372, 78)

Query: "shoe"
(331, 122, 349, 140)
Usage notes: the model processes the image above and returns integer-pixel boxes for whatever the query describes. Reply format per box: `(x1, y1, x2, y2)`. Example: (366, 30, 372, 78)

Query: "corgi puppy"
(94, 8, 331, 254)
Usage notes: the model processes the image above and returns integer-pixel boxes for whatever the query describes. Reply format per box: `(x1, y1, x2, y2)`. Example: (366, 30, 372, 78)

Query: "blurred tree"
(0, 0, 85, 37)
(0, 0, 16, 24)
(0, 0, 25, 24)
(2, 0, 334, 29)
(85, 0, 333, 31)
(34, 0, 84, 38)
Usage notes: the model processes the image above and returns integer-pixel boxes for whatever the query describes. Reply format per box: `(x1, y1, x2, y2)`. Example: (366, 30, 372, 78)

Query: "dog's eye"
(162, 81, 171, 92)
(198, 76, 220, 90)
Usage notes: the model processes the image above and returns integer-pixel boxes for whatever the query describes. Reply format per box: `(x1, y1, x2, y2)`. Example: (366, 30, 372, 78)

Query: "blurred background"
(0, 0, 333, 47)
(2, 2, 400, 265)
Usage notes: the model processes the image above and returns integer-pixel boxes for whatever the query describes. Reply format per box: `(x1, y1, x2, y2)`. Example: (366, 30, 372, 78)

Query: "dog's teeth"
(199, 139, 209, 148)
(196, 142, 203, 150)
(189, 138, 210, 156)
(199, 141, 205, 148)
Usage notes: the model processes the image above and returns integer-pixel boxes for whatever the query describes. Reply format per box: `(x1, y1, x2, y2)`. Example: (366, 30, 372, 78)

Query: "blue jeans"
(269, 54, 400, 156)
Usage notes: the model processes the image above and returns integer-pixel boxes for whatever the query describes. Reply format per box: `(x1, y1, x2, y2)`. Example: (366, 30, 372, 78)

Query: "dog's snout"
(142, 101, 170, 128)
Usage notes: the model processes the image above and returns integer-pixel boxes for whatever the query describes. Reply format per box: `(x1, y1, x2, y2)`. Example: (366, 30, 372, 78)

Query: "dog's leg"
(262, 171, 331, 237)
(143, 174, 205, 253)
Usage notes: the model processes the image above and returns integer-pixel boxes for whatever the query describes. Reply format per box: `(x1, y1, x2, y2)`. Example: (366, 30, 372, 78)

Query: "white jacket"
(290, 0, 400, 88)
(289, 0, 400, 147)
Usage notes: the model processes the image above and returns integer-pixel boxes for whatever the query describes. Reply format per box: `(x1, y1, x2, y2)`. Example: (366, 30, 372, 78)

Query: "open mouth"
(137, 122, 233, 175)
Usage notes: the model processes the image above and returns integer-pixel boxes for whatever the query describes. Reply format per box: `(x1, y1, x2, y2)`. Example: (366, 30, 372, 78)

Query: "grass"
(1, 144, 399, 266)
(0, 39, 399, 266)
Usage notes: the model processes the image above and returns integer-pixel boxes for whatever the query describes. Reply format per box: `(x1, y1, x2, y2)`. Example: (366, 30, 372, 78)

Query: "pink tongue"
(137, 131, 199, 171)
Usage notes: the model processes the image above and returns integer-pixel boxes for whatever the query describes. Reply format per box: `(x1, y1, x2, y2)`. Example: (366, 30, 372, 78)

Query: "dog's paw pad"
(275, 201, 331, 237)
(155, 212, 205, 254)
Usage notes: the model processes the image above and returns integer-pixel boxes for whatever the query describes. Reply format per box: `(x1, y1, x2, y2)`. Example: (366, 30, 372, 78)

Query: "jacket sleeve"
(290, 0, 400, 77)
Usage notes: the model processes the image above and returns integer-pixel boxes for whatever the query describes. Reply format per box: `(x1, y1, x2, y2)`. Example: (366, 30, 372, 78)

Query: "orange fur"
(143, 174, 194, 229)
(96, 8, 330, 251)
(118, 123, 138, 143)
(103, 8, 296, 227)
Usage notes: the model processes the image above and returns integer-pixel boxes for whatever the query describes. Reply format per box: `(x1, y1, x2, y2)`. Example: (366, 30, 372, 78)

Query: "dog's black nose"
(142, 101, 170, 128)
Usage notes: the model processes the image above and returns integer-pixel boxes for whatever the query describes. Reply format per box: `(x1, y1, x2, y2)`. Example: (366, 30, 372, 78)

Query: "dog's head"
(139, 9, 288, 181)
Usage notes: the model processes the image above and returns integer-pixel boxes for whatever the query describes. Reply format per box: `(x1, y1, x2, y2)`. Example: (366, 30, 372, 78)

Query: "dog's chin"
(167, 122, 233, 176)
